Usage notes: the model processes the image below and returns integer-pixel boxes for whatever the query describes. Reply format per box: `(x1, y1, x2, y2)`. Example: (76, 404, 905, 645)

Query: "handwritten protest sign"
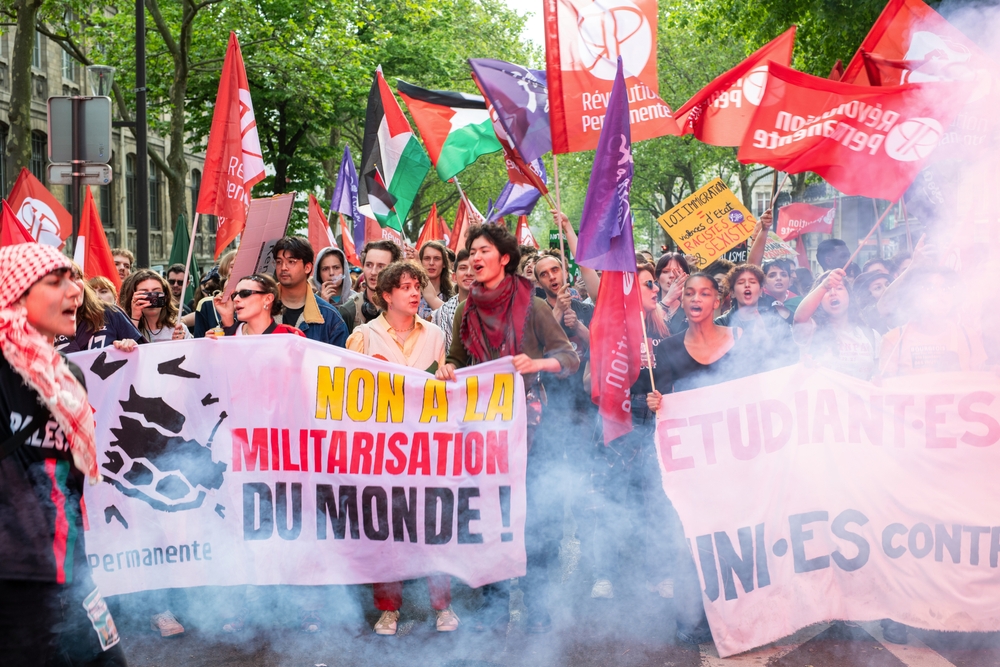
(657, 178, 756, 268)
(72, 338, 527, 595)
(655, 365, 1000, 656)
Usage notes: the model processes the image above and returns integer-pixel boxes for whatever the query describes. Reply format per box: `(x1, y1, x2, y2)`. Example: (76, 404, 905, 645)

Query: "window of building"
(30, 131, 46, 182)
(149, 159, 162, 230)
(100, 183, 112, 226)
(0, 123, 7, 194)
(754, 191, 769, 218)
(190, 169, 200, 224)
(126, 154, 136, 229)
(32, 33, 43, 69)
(62, 49, 77, 82)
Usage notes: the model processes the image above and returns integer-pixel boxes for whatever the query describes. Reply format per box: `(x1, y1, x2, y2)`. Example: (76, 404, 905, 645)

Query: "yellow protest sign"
(657, 179, 757, 269)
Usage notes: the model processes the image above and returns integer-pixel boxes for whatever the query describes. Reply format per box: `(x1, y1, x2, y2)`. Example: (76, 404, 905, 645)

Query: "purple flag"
(469, 58, 550, 163)
(331, 145, 365, 254)
(576, 58, 635, 273)
(487, 159, 546, 223)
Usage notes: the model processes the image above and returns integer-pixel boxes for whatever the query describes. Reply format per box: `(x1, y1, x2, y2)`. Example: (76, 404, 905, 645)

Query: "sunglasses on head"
(231, 289, 266, 300)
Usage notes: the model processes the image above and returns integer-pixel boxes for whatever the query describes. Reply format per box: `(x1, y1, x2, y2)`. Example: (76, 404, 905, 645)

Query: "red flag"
(7, 167, 71, 246)
(0, 199, 36, 247)
(307, 194, 336, 255)
(589, 270, 645, 445)
(447, 199, 474, 253)
(675, 28, 796, 147)
(841, 0, 1000, 154)
(515, 215, 538, 249)
(73, 187, 121, 290)
(544, 0, 679, 153)
(829, 59, 845, 81)
(416, 203, 448, 249)
(738, 63, 971, 201)
(775, 203, 835, 240)
(197, 33, 266, 257)
(339, 213, 360, 267)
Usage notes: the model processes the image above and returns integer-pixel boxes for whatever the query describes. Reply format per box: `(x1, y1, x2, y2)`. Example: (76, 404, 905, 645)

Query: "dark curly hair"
(373, 261, 429, 311)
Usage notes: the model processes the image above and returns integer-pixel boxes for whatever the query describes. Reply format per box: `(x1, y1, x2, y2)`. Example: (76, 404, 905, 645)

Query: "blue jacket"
(278, 291, 348, 347)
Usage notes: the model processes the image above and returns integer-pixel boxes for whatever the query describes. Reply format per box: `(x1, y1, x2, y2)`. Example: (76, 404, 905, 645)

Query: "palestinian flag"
(359, 68, 431, 233)
(397, 80, 501, 182)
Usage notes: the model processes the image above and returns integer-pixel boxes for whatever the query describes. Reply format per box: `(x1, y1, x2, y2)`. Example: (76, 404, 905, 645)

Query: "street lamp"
(86, 65, 115, 96)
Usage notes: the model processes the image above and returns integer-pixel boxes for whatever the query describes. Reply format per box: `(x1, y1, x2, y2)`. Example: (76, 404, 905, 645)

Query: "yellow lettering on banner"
(485, 373, 514, 421)
(464, 377, 485, 422)
(376, 372, 404, 423)
(315, 366, 345, 420)
(420, 380, 449, 423)
(656, 178, 756, 269)
(347, 369, 375, 421)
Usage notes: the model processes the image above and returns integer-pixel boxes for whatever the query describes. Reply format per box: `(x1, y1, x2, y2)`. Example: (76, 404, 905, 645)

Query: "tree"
(4, 0, 44, 187)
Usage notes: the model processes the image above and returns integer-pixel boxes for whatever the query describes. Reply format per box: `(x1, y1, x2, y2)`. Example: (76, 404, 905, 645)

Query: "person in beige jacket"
(345, 261, 456, 635)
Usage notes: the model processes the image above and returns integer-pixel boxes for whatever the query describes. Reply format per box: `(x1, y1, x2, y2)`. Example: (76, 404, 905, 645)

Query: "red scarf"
(460, 274, 533, 364)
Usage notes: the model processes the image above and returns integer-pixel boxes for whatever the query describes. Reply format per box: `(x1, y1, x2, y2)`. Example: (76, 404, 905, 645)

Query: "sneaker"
(471, 605, 509, 632)
(374, 610, 400, 635)
(882, 619, 908, 645)
(435, 607, 460, 632)
(590, 579, 614, 599)
(300, 612, 321, 634)
(222, 615, 245, 633)
(655, 578, 674, 599)
(676, 628, 712, 646)
(150, 611, 185, 637)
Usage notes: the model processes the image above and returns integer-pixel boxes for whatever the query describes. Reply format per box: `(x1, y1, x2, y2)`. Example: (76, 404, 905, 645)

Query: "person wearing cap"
(0, 244, 129, 666)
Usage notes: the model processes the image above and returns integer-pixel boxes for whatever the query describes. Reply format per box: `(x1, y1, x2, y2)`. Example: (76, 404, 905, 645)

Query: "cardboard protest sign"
(73, 338, 527, 595)
(762, 232, 798, 261)
(655, 364, 1000, 657)
(223, 194, 294, 299)
(657, 179, 756, 269)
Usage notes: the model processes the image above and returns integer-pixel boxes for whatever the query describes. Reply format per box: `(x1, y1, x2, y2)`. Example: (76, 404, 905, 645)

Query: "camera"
(146, 292, 168, 308)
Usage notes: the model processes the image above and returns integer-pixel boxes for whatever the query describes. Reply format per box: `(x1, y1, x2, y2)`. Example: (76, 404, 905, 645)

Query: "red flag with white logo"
(7, 167, 71, 246)
(841, 0, 1000, 156)
(738, 63, 971, 201)
(775, 202, 835, 240)
(675, 27, 796, 147)
(544, 0, 679, 153)
(0, 199, 36, 247)
(73, 187, 120, 290)
(589, 270, 644, 445)
(197, 33, 266, 257)
(307, 194, 336, 255)
(515, 215, 538, 249)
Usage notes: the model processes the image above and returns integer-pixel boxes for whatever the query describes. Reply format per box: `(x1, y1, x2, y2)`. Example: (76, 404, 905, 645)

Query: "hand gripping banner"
(655, 364, 1000, 657)
(72, 338, 527, 596)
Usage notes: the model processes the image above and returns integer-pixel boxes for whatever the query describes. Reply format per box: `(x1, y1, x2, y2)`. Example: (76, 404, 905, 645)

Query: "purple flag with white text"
(487, 159, 546, 223)
(469, 58, 550, 164)
(576, 58, 635, 273)
(331, 145, 365, 256)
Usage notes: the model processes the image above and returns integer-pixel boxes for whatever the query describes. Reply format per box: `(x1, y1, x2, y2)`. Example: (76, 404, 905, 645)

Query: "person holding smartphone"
(119, 270, 191, 343)
(314, 247, 355, 306)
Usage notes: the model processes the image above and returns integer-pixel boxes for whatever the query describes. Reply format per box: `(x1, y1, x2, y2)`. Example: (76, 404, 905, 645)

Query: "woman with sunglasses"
(587, 263, 672, 604)
(210, 274, 305, 337)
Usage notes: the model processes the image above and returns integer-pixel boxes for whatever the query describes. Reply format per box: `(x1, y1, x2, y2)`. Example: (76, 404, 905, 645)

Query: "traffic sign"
(47, 163, 113, 186)
(47, 96, 112, 164)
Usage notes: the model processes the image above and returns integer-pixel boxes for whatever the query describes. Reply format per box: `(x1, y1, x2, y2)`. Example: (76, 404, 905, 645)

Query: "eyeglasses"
(167, 279, 185, 286)
(232, 289, 266, 300)
(643, 280, 659, 291)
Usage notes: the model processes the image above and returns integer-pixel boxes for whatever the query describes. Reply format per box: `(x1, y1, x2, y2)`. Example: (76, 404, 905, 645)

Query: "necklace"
(394, 322, 415, 333)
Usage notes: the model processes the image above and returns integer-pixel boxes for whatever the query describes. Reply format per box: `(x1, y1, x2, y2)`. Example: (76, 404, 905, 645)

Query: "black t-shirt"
(0, 355, 88, 583)
(282, 306, 305, 328)
(628, 323, 672, 398)
(652, 329, 753, 393)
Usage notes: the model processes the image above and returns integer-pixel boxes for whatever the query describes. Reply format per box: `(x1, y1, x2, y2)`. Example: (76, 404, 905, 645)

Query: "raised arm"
(747, 209, 773, 268)
(794, 268, 844, 324)
(552, 210, 600, 300)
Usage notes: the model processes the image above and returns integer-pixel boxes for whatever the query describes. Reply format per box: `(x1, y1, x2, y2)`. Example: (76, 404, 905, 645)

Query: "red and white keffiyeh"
(0, 244, 98, 479)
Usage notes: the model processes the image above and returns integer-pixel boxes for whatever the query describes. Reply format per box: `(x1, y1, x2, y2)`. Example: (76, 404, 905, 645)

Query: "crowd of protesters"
(1, 204, 986, 665)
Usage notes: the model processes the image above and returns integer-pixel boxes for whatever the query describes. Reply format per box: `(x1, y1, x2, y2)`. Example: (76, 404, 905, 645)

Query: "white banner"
(72, 338, 527, 596)
(655, 364, 1000, 657)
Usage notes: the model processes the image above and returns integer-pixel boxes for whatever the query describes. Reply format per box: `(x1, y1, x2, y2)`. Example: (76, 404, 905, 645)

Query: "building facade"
(0, 27, 218, 268)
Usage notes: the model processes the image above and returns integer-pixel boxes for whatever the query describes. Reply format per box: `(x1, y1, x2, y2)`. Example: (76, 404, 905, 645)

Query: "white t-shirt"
(794, 319, 880, 380)
(144, 322, 192, 342)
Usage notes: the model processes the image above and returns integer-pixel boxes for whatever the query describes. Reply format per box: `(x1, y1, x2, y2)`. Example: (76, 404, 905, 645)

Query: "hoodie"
(314, 247, 356, 306)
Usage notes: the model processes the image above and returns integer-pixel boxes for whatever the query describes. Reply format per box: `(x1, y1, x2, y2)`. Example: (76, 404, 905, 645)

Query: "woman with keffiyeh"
(437, 224, 579, 635)
(0, 244, 128, 665)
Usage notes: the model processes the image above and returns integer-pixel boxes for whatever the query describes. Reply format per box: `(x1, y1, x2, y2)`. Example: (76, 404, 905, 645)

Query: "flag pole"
(638, 310, 656, 392)
(900, 199, 912, 251)
(181, 213, 200, 305)
(770, 171, 791, 210)
(552, 154, 569, 286)
(844, 201, 895, 270)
